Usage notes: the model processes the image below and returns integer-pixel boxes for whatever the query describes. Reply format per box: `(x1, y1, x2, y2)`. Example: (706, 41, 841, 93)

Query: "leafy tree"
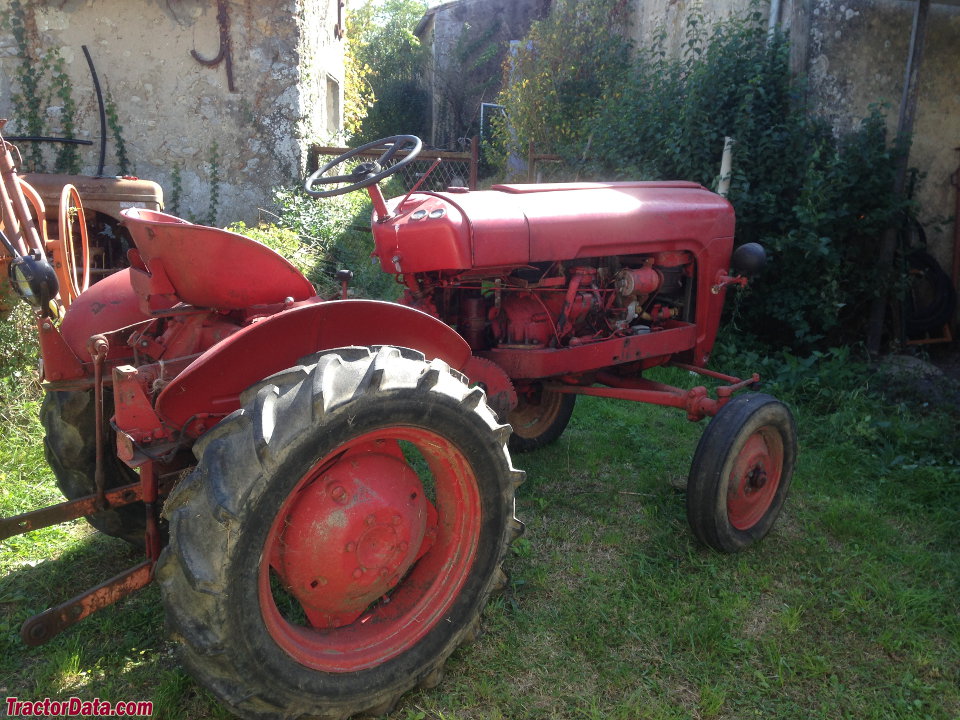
(346, 0, 430, 142)
(499, 0, 632, 156)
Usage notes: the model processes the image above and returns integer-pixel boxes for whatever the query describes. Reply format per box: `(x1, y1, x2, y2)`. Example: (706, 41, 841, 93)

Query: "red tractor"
(1, 134, 796, 719)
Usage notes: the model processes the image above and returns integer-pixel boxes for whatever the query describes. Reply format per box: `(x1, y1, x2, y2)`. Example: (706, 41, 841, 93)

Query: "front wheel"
(155, 346, 524, 719)
(508, 386, 576, 453)
(686, 393, 797, 553)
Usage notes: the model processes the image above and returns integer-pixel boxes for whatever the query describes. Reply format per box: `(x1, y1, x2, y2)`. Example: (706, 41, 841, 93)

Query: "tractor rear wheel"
(508, 386, 576, 453)
(40, 390, 144, 545)
(686, 393, 797, 553)
(155, 346, 524, 719)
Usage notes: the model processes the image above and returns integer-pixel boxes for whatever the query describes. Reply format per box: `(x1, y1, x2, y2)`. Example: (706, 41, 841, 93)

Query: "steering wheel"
(304, 135, 422, 198)
(56, 184, 90, 305)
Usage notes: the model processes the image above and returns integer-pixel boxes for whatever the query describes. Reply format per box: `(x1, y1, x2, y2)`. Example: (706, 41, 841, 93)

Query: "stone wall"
(807, 0, 960, 282)
(0, 0, 345, 225)
(628, 0, 960, 295)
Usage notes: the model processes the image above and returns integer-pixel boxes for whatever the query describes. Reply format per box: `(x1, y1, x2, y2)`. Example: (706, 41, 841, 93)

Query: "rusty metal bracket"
(20, 560, 153, 646)
(335, 0, 346, 39)
(0, 473, 176, 542)
(191, 0, 236, 93)
(89, 335, 109, 510)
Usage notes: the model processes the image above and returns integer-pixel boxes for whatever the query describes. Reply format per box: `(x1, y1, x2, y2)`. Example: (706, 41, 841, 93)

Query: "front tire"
(155, 346, 524, 719)
(686, 393, 797, 553)
(508, 386, 576, 453)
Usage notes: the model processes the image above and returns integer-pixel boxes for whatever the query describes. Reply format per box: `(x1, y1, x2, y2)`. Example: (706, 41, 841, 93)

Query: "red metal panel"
(479, 324, 698, 379)
(38, 318, 86, 383)
(378, 183, 733, 279)
(58, 268, 156, 360)
(442, 191, 529, 268)
(155, 300, 472, 431)
(122, 208, 314, 309)
(113, 365, 169, 442)
(518, 184, 734, 262)
(373, 195, 473, 273)
(489, 181, 702, 194)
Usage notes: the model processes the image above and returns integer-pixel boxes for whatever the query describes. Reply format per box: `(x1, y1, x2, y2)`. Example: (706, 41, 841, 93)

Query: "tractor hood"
(373, 182, 736, 274)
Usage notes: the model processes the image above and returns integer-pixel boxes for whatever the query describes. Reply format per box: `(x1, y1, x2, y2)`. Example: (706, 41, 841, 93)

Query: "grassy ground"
(0, 302, 957, 719)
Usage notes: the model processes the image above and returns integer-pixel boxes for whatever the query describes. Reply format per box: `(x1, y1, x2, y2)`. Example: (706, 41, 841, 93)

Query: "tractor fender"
(155, 299, 472, 432)
(59, 268, 164, 360)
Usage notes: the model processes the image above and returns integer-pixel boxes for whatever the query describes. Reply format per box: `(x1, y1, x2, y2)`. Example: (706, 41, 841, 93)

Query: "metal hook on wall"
(191, 0, 236, 93)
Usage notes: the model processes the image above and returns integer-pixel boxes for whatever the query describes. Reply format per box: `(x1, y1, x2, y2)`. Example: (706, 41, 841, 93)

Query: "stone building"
(0, 0, 346, 225)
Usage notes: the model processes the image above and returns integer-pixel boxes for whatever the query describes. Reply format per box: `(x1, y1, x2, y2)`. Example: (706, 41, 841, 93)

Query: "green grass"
(0, 303, 957, 719)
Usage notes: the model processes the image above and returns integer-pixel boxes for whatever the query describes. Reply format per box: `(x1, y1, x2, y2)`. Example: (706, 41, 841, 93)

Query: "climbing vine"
(5, 0, 52, 171)
(497, 0, 632, 157)
(168, 164, 184, 217)
(434, 19, 507, 142)
(104, 92, 131, 176)
(205, 142, 221, 227)
(2, 0, 87, 174)
(344, 14, 375, 138)
(50, 53, 80, 174)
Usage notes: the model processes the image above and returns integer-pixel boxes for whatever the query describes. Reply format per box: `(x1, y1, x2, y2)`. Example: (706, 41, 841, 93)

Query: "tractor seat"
(121, 208, 315, 309)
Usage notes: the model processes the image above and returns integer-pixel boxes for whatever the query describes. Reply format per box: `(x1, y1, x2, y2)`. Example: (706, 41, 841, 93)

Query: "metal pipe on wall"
(952, 147, 960, 295)
(768, 0, 782, 34)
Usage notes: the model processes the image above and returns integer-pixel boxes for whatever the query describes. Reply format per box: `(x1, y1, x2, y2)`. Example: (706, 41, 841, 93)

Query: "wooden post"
(787, 0, 812, 80)
(866, 0, 930, 354)
(469, 135, 479, 190)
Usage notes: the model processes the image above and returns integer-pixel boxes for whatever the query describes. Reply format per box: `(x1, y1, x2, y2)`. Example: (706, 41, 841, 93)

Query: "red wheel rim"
(726, 426, 784, 531)
(509, 388, 562, 439)
(259, 426, 481, 673)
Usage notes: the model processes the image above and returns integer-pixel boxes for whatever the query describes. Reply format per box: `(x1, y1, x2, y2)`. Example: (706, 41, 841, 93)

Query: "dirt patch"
(928, 343, 960, 384)
(874, 348, 960, 416)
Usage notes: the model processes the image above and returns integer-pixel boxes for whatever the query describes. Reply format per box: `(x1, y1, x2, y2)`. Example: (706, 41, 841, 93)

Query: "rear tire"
(686, 393, 797, 553)
(40, 390, 144, 545)
(155, 346, 524, 719)
(508, 386, 576, 453)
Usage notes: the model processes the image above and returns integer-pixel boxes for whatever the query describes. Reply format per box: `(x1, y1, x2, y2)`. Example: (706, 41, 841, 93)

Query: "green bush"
(225, 220, 333, 294)
(245, 188, 401, 301)
(498, 1, 907, 352)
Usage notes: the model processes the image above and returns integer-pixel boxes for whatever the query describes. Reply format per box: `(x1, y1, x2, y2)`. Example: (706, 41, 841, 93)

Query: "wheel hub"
(744, 466, 768, 493)
(272, 448, 436, 629)
(727, 429, 782, 530)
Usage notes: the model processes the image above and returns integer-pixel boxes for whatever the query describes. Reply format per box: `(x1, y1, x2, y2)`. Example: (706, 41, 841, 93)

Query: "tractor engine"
(442, 252, 694, 352)
(377, 180, 733, 367)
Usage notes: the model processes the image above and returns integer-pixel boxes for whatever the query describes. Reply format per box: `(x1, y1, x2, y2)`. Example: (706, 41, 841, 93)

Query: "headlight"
(8, 251, 59, 315)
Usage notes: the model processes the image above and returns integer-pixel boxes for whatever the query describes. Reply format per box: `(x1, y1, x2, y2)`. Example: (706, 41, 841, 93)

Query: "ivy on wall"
(3, 0, 81, 173)
(2, 0, 133, 176)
